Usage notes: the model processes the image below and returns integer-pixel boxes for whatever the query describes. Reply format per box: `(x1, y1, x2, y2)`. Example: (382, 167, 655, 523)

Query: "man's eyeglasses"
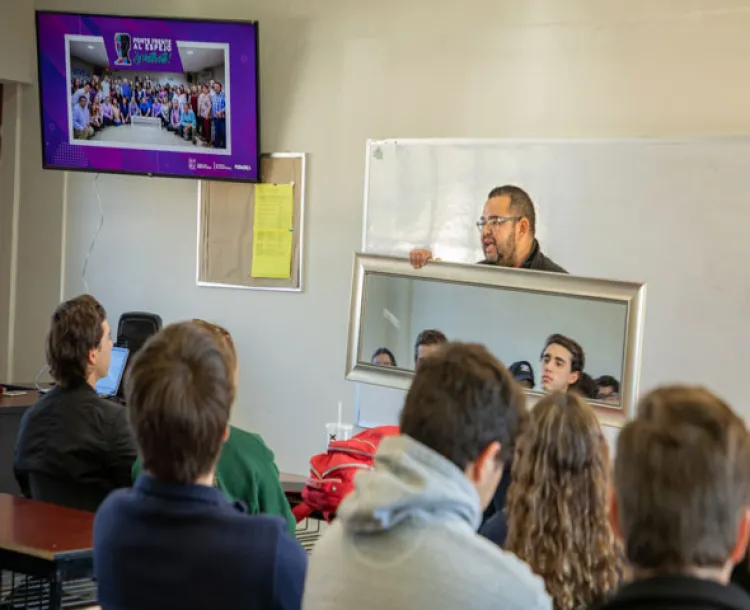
(475, 216, 521, 231)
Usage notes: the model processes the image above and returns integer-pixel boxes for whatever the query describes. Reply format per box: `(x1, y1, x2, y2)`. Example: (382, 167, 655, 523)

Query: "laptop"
(96, 346, 129, 399)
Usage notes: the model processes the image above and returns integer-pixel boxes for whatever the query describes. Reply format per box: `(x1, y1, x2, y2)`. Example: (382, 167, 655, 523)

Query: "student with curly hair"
(501, 392, 621, 610)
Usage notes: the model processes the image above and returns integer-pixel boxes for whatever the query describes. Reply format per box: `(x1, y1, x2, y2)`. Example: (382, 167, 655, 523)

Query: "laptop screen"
(96, 346, 129, 397)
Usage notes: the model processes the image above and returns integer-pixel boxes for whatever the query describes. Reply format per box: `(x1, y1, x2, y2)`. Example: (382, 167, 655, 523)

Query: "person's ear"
(730, 508, 750, 564)
(466, 441, 503, 484)
(609, 490, 623, 542)
(518, 216, 530, 238)
(569, 370, 581, 386)
(222, 426, 231, 443)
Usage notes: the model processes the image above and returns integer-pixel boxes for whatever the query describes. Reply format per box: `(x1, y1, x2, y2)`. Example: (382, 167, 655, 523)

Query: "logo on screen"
(114, 33, 132, 66)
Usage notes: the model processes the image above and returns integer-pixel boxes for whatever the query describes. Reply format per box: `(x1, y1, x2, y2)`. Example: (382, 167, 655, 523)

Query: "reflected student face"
(541, 343, 579, 392)
(373, 353, 394, 366)
(480, 195, 521, 267)
(416, 343, 441, 368)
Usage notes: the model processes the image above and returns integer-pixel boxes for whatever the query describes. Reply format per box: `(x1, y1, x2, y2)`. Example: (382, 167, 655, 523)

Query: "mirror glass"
(359, 273, 627, 406)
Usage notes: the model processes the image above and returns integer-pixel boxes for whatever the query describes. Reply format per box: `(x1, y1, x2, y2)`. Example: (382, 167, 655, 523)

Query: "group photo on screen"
(67, 37, 230, 153)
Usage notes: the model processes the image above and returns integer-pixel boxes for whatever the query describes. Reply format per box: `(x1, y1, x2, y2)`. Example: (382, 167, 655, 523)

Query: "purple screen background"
(36, 12, 259, 181)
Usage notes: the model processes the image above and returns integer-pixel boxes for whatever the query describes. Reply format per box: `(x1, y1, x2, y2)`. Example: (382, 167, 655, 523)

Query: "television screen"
(35, 12, 260, 181)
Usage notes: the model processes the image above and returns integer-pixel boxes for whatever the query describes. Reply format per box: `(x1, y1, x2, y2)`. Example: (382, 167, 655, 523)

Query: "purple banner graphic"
(36, 12, 260, 181)
(100, 29, 185, 72)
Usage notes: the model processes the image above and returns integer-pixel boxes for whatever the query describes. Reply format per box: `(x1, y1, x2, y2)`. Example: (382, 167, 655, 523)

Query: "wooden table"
(0, 493, 95, 609)
(0, 386, 41, 496)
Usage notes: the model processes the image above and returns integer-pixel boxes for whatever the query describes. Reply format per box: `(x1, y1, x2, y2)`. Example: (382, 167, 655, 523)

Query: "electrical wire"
(82, 174, 104, 294)
(34, 364, 51, 393)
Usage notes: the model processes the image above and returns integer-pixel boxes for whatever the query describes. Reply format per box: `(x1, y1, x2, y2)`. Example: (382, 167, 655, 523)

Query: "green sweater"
(131, 426, 296, 535)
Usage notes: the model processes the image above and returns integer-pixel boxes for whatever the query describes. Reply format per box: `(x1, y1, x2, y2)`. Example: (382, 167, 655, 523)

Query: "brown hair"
(191, 318, 237, 376)
(46, 294, 107, 387)
(413, 329, 448, 364)
(400, 342, 527, 469)
(541, 333, 585, 373)
(126, 321, 235, 484)
(615, 385, 750, 572)
(506, 392, 620, 610)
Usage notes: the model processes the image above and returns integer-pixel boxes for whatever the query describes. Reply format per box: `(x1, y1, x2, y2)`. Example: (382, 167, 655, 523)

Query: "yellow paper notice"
(251, 184, 294, 279)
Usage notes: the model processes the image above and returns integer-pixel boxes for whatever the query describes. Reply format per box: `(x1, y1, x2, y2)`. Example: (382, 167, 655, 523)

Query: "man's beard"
(484, 233, 517, 267)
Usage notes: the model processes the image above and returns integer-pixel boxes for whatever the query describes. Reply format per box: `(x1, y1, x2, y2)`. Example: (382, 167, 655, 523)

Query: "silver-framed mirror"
(346, 253, 647, 427)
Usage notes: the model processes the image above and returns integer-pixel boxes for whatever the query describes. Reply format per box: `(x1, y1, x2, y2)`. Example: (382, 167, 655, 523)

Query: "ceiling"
(69, 39, 225, 74)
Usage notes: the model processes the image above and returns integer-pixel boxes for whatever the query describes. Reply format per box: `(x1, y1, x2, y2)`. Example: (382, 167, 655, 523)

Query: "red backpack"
(292, 426, 400, 522)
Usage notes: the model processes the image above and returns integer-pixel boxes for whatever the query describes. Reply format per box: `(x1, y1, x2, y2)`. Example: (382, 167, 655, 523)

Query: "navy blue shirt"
(94, 474, 307, 610)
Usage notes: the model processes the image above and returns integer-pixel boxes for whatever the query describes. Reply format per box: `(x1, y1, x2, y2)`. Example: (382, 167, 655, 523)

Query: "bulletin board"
(197, 153, 306, 291)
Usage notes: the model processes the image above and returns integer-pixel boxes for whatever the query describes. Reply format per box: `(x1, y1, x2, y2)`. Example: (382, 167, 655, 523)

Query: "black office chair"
(116, 311, 162, 354)
(115, 312, 162, 399)
(27, 473, 107, 513)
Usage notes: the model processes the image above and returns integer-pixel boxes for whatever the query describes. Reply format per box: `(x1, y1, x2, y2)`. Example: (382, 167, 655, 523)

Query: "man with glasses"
(410, 185, 566, 273)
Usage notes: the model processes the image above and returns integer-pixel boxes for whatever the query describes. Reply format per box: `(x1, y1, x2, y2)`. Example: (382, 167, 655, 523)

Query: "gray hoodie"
(302, 435, 552, 610)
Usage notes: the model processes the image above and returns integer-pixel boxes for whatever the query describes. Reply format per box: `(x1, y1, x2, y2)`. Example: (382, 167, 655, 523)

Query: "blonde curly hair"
(505, 392, 620, 610)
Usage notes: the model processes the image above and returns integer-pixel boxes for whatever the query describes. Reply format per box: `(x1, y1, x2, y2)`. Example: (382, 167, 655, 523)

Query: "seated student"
(14, 295, 136, 511)
(371, 347, 397, 366)
(150, 98, 162, 120)
(592, 386, 750, 610)
(168, 99, 181, 132)
(128, 95, 139, 119)
(574, 371, 600, 399)
(159, 100, 171, 128)
(101, 98, 114, 126)
(131, 319, 296, 535)
(178, 102, 197, 141)
(303, 342, 551, 610)
(413, 328, 447, 369)
(94, 322, 307, 610)
(595, 375, 620, 404)
(540, 333, 585, 393)
(72, 95, 94, 140)
(111, 103, 122, 126)
(139, 96, 152, 117)
(485, 392, 621, 609)
(509, 360, 535, 389)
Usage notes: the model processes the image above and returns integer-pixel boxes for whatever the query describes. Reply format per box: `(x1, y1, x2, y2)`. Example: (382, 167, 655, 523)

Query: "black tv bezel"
(34, 10, 261, 184)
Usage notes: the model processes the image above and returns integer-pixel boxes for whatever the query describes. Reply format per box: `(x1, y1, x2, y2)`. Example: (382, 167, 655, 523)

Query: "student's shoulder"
(226, 508, 299, 549)
(94, 487, 135, 527)
(452, 530, 551, 605)
(225, 426, 276, 460)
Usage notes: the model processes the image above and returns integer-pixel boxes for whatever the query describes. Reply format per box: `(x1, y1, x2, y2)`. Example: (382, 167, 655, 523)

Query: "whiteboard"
(362, 138, 750, 417)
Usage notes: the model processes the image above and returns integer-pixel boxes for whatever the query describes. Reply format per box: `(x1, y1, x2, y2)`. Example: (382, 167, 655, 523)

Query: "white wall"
(410, 280, 626, 380)
(0, 0, 34, 84)
(6, 0, 750, 473)
(0, 85, 24, 379)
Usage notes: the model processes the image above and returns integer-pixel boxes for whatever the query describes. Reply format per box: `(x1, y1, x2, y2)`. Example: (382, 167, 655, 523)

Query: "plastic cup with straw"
(326, 401, 353, 448)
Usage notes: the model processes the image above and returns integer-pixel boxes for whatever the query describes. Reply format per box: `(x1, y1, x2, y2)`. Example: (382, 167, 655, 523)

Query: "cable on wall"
(82, 174, 104, 294)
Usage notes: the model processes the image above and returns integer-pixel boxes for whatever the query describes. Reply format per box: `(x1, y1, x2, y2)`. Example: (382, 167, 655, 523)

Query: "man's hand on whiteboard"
(409, 249, 441, 269)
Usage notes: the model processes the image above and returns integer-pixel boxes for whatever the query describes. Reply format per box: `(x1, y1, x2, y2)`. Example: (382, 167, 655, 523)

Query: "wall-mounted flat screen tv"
(35, 12, 260, 181)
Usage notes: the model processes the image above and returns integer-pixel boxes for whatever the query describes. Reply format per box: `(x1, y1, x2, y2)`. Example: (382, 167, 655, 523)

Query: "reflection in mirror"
(359, 275, 627, 406)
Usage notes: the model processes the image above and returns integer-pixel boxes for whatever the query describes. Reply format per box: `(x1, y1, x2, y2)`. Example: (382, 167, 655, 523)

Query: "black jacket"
(479, 239, 567, 273)
(14, 383, 136, 509)
(589, 575, 750, 610)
